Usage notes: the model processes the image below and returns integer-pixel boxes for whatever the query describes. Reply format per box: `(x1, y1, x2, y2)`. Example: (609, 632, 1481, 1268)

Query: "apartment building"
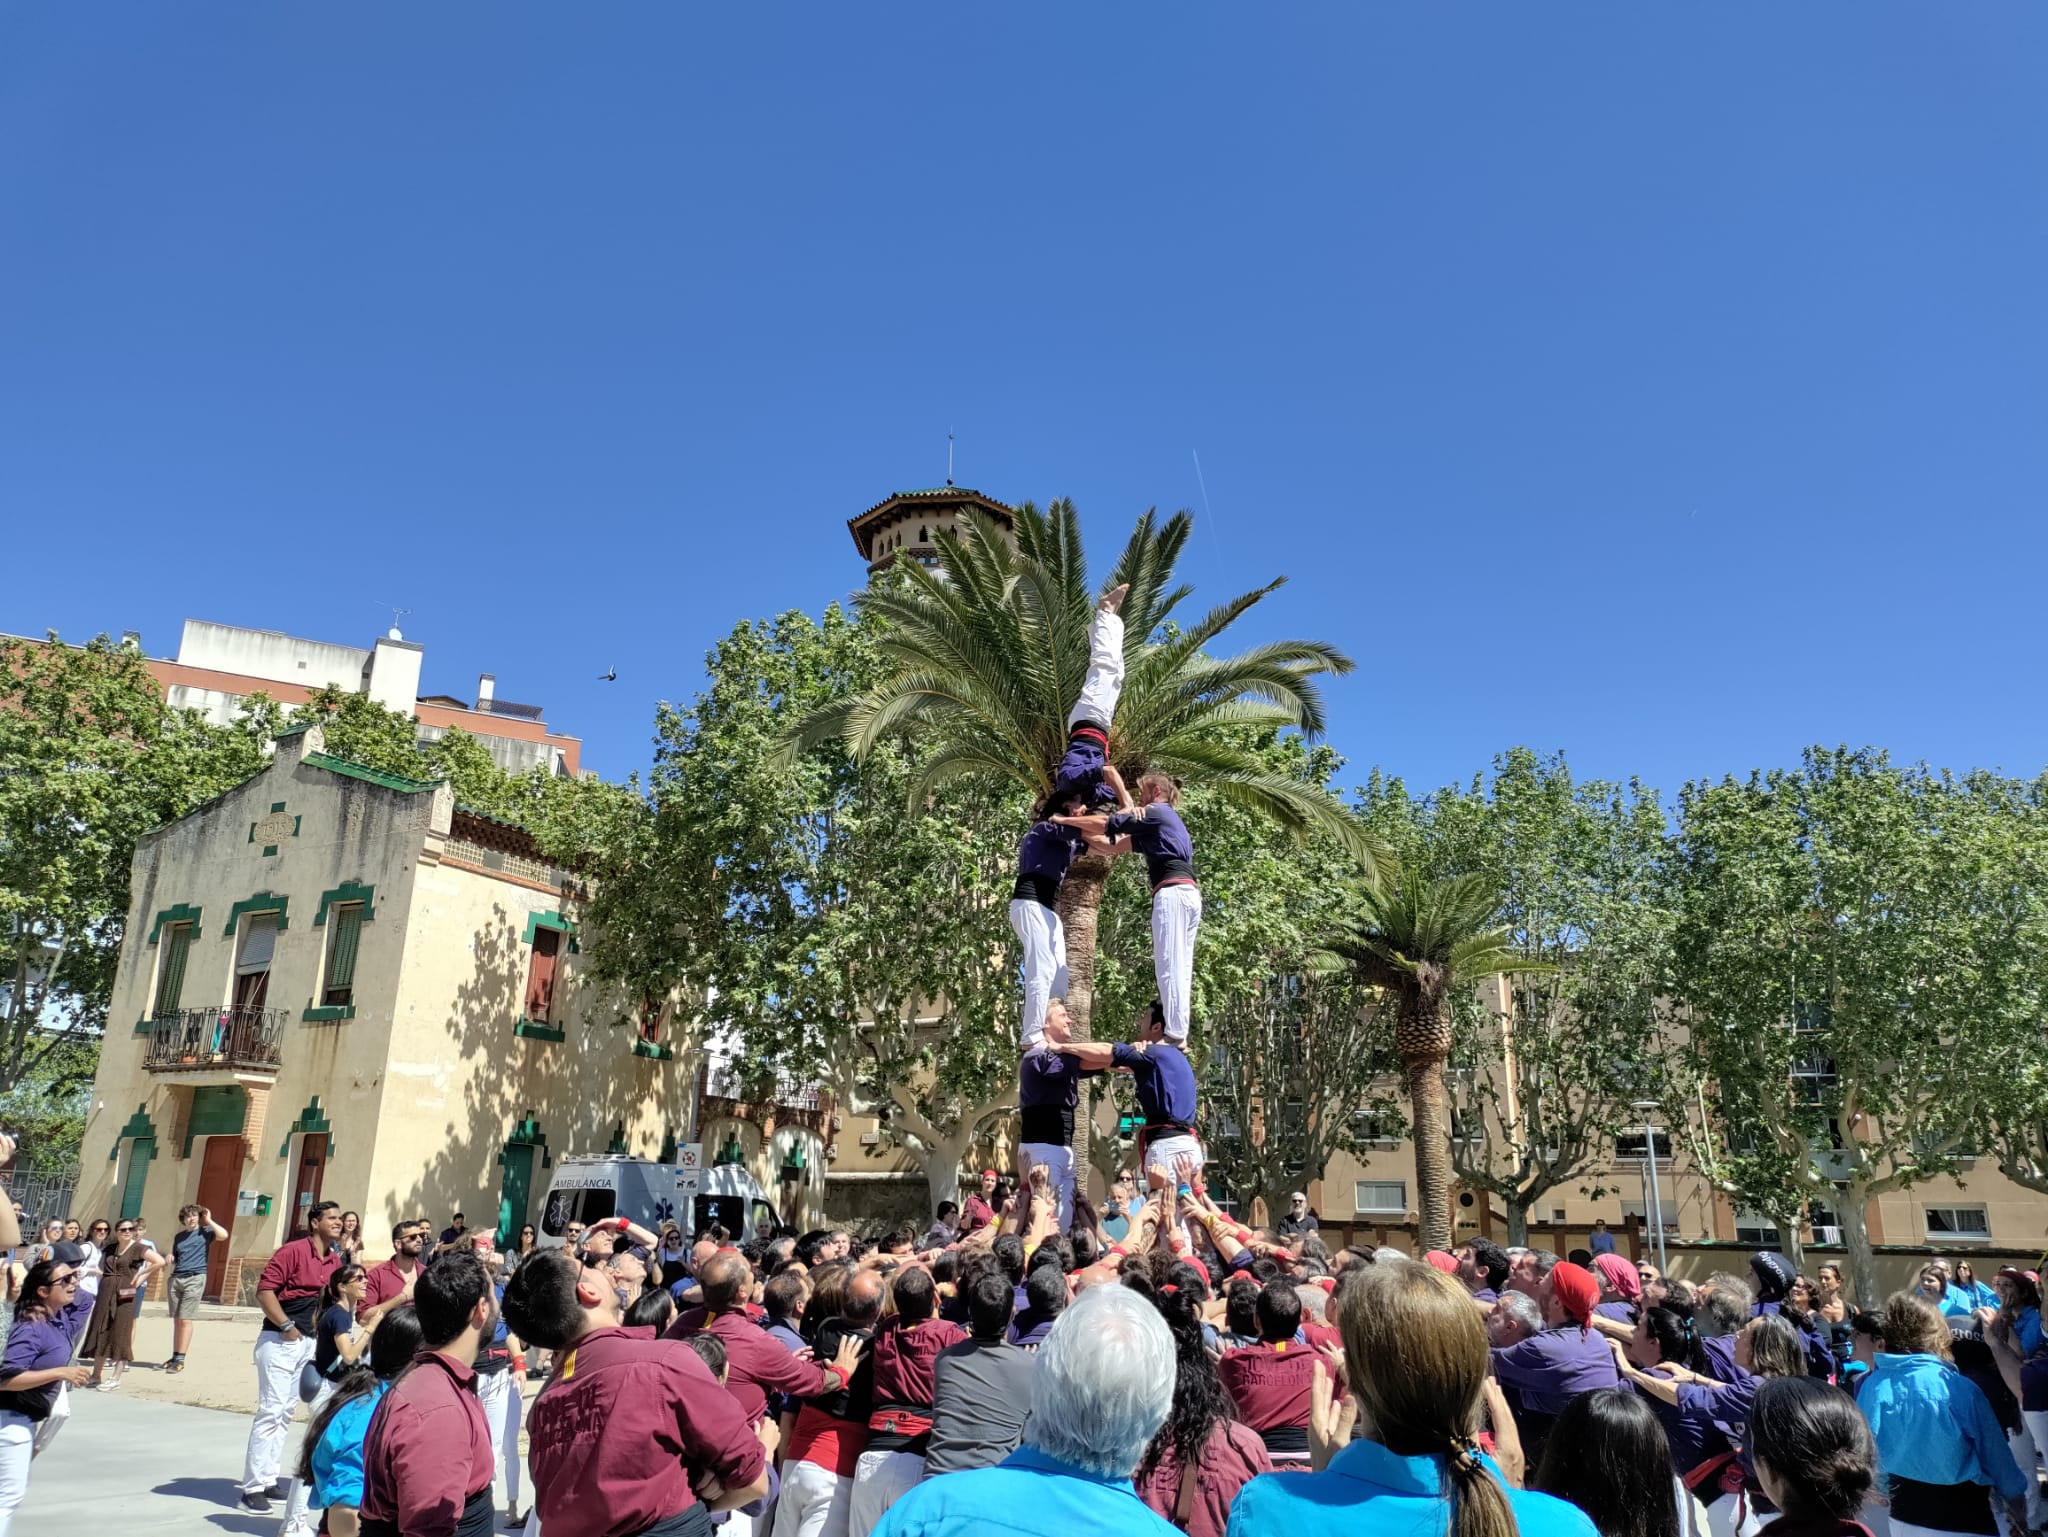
(146, 618, 581, 776)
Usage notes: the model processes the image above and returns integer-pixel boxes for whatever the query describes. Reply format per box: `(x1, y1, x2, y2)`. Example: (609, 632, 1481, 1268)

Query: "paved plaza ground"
(28, 1305, 535, 1533)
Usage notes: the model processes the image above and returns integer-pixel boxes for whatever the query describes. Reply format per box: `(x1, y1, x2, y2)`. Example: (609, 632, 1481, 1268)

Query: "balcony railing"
(143, 1006, 289, 1074)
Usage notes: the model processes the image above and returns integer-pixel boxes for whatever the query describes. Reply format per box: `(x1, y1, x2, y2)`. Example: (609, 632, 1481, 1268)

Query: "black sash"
(361, 1482, 494, 1537)
(641, 1505, 716, 1537)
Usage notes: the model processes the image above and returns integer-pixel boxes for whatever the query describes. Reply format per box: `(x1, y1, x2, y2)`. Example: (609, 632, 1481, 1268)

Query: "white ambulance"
(536, 1154, 781, 1249)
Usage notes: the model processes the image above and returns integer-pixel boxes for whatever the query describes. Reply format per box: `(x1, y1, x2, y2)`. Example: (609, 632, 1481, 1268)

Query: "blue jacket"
(871, 1445, 1181, 1537)
(1860, 1352, 2025, 1498)
(1226, 1439, 1598, 1537)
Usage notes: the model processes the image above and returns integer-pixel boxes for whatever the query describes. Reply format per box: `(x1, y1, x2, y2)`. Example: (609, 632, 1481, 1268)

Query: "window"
(1925, 1205, 1991, 1241)
(321, 903, 363, 1007)
(526, 927, 562, 1023)
(639, 995, 662, 1046)
(1355, 1180, 1407, 1215)
(233, 911, 277, 1011)
(1354, 1112, 1400, 1146)
(1734, 1208, 1778, 1245)
(1448, 1107, 1485, 1145)
(1615, 1131, 1674, 1162)
(1281, 1099, 1306, 1175)
(1791, 1049, 1838, 1106)
(153, 922, 192, 1018)
(541, 1185, 615, 1236)
(1619, 1199, 1680, 1235)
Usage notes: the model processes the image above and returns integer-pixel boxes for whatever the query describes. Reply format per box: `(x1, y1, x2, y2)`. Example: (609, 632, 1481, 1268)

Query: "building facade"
(75, 722, 686, 1302)
(147, 618, 581, 776)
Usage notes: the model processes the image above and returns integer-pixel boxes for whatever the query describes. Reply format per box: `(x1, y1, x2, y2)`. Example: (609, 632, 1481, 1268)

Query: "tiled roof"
(302, 752, 441, 795)
(846, 487, 1016, 558)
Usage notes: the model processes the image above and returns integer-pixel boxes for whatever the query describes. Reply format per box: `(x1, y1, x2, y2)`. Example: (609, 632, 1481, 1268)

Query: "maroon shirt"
(527, 1326, 765, 1537)
(1216, 1341, 1315, 1455)
(363, 1257, 421, 1311)
(359, 1351, 494, 1536)
(665, 1309, 839, 1423)
(866, 1314, 967, 1450)
(960, 1195, 996, 1236)
(257, 1235, 343, 1331)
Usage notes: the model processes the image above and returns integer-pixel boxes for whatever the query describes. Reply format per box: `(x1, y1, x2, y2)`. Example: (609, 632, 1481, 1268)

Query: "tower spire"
(946, 428, 955, 488)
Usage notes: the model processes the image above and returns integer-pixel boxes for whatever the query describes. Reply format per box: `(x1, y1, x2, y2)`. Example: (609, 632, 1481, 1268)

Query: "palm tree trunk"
(1056, 853, 1114, 1194)
(1406, 1051, 1455, 1253)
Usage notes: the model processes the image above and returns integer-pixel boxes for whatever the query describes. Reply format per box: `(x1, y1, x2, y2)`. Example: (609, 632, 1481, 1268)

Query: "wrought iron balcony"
(142, 1006, 289, 1074)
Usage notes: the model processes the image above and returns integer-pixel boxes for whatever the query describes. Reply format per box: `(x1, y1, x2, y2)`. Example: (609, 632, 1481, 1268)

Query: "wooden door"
(290, 1134, 329, 1236)
(197, 1135, 242, 1300)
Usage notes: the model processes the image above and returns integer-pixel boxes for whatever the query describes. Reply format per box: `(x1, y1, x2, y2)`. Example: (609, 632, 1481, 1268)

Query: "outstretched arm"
(1100, 765, 1136, 816)
(1051, 813, 1113, 838)
(1052, 1040, 1118, 1070)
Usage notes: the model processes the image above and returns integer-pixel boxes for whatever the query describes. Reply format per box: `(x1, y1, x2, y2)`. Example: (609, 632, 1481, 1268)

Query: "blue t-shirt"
(1227, 1439, 1597, 1537)
(1111, 1041, 1198, 1128)
(1105, 803, 1195, 889)
(312, 1381, 388, 1507)
(172, 1227, 213, 1276)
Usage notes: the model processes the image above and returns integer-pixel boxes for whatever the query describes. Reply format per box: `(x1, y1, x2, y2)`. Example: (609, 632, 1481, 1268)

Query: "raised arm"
(1050, 812, 1113, 839)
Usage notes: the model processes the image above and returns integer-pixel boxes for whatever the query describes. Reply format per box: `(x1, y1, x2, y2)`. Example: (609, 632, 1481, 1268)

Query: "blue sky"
(4, 6, 2043, 800)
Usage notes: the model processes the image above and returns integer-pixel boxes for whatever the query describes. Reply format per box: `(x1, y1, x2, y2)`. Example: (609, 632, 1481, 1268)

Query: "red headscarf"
(1549, 1261, 1599, 1332)
(1593, 1252, 1642, 1304)
(1424, 1251, 1461, 1275)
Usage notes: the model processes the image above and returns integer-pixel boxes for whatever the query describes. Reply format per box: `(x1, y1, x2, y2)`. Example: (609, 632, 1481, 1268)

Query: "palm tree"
(1323, 869, 1532, 1252)
(797, 499, 1377, 1050)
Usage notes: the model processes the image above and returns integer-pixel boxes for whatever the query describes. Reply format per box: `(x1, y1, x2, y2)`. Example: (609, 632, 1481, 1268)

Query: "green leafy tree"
(551, 608, 1031, 1211)
(1666, 748, 2048, 1300)
(1357, 750, 1676, 1245)
(1323, 868, 1527, 1252)
(0, 633, 276, 1099)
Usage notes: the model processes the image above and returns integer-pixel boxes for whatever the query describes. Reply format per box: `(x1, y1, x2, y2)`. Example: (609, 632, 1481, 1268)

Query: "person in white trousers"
(475, 1356, 526, 1524)
(241, 1202, 343, 1515)
(1017, 999, 1096, 1231)
(1054, 772, 1202, 1043)
(0, 1249, 94, 1537)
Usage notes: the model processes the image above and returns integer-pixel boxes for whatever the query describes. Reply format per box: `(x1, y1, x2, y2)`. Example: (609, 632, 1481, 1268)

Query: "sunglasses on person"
(48, 1271, 79, 1289)
(117, 1224, 136, 1233)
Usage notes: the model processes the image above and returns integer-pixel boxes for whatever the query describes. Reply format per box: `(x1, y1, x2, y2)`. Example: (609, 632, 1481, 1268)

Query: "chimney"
(120, 631, 142, 652)
(476, 673, 496, 712)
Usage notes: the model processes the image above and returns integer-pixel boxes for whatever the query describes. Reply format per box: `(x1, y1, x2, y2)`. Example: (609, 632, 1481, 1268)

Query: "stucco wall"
(76, 727, 425, 1287)
(363, 837, 697, 1243)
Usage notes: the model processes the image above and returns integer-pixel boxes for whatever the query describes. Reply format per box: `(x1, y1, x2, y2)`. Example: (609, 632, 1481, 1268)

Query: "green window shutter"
(324, 905, 363, 1000)
(154, 924, 191, 1016)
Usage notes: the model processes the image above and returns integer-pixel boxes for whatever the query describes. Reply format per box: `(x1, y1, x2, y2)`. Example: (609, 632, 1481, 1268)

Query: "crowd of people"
(56, 1156, 2023, 1537)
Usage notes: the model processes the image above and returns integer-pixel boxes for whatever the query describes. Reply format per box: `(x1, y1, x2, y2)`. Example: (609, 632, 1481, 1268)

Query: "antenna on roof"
(377, 602, 412, 640)
(946, 428, 955, 488)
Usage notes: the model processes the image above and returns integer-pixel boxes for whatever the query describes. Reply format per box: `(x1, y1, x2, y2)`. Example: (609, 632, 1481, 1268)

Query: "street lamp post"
(1633, 1100, 1668, 1274)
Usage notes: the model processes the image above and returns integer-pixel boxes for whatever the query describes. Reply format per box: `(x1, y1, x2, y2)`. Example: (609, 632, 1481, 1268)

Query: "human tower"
(1005, 583, 1204, 1230)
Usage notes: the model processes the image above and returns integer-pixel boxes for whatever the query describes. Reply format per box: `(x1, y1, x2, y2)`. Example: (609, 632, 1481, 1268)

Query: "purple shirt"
(1489, 1326, 1620, 1415)
(0, 1290, 95, 1420)
(1019, 1048, 1098, 1146)
(1105, 802, 1195, 889)
(1014, 821, 1087, 909)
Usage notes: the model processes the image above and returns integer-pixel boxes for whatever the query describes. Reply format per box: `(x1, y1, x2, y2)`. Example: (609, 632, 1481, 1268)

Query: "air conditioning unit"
(1812, 1225, 1842, 1246)
(859, 1131, 882, 1148)
(823, 1144, 839, 1160)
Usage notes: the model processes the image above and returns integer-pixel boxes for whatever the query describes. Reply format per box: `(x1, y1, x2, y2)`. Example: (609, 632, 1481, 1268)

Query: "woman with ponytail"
(296, 1304, 424, 1537)
(1226, 1257, 1597, 1537)
(1134, 1280, 1269, 1536)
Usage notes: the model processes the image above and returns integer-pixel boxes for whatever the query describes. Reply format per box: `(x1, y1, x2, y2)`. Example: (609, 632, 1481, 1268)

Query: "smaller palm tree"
(1324, 869, 1535, 1252)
